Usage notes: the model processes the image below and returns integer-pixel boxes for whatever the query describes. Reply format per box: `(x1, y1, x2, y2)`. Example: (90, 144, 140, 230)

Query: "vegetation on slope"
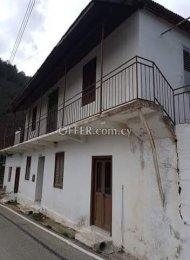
(0, 58, 30, 131)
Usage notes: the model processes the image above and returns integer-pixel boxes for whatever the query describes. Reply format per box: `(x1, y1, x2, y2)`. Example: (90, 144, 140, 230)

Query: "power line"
(9, 0, 35, 63)
(9, 0, 36, 64)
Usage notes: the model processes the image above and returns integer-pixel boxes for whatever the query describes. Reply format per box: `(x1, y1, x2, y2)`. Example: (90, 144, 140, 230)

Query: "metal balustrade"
(0, 56, 188, 150)
(174, 85, 190, 124)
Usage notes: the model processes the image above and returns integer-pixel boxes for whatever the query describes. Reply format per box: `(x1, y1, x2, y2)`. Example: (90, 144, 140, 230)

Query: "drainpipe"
(13, 111, 17, 145)
(37, 86, 43, 137)
(99, 22, 105, 114)
(62, 63, 67, 128)
(138, 109, 165, 207)
(27, 108, 31, 141)
(121, 184, 125, 251)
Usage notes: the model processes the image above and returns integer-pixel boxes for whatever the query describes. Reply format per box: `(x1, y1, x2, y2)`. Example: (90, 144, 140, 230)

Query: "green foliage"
(32, 212, 45, 222)
(0, 58, 30, 131)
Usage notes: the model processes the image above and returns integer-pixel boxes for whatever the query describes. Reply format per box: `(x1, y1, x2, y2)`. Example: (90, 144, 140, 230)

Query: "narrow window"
(25, 156, 31, 180)
(31, 106, 37, 131)
(54, 152, 64, 189)
(8, 167, 12, 182)
(183, 48, 190, 85)
(82, 58, 96, 106)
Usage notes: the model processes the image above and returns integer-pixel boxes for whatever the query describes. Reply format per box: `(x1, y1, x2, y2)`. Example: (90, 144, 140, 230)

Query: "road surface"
(0, 205, 103, 260)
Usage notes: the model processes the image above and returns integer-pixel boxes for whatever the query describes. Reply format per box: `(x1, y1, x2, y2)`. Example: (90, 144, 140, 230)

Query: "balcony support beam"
(138, 108, 165, 207)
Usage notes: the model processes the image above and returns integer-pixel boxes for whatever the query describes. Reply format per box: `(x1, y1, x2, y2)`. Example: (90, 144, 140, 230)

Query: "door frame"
(90, 156, 112, 234)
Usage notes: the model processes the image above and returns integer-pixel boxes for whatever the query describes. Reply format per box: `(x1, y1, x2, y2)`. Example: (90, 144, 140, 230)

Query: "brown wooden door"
(14, 167, 20, 193)
(91, 157, 112, 232)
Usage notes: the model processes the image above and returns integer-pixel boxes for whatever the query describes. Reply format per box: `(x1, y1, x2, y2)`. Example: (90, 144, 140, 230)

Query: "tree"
(0, 58, 30, 131)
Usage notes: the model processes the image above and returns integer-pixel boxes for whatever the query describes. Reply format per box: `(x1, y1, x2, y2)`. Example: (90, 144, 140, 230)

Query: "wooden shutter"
(25, 156, 31, 180)
(48, 89, 59, 109)
(54, 152, 64, 189)
(31, 107, 37, 131)
(47, 89, 59, 133)
(184, 49, 190, 72)
(82, 58, 96, 106)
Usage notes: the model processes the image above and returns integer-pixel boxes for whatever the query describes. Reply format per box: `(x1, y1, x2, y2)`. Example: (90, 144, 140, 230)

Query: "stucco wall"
(176, 124, 190, 259)
(3, 133, 181, 259)
(139, 10, 190, 89)
(3, 154, 22, 194)
(4, 152, 42, 205)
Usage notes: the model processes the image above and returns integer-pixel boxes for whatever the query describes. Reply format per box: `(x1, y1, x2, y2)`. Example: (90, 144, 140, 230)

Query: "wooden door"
(47, 89, 58, 133)
(91, 157, 112, 232)
(14, 167, 20, 193)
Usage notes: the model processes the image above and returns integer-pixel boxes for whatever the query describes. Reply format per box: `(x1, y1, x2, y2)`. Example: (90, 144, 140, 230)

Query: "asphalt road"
(0, 205, 102, 260)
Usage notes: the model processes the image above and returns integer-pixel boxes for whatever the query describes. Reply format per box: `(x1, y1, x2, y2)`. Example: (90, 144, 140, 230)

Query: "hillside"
(0, 58, 30, 131)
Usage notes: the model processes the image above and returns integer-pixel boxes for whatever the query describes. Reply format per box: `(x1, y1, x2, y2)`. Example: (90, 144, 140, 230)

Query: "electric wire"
(9, 0, 36, 64)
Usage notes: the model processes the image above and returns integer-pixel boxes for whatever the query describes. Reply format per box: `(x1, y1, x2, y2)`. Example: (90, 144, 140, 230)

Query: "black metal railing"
(0, 55, 186, 150)
(174, 85, 190, 124)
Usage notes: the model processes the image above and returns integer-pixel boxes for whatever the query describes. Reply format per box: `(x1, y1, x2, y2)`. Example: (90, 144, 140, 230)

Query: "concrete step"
(18, 203, 41, 215)
(75, 226, 112, 251)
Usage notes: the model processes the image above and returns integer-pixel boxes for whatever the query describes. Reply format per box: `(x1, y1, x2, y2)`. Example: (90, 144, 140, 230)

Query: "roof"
(12, 0, 190, 111)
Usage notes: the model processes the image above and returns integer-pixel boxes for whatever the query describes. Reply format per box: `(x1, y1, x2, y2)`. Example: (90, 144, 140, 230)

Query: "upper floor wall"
(18, 9, 190, 143)
(23, 11, 141, 140)
(138, 10, 190, 88)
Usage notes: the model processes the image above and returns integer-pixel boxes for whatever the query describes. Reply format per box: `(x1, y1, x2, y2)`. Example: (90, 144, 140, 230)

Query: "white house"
(1, 0, 190, 259)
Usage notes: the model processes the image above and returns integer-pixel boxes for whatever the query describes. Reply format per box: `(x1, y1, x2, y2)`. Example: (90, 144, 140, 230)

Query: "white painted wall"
(4, 133, 181, 259)
(176, 124, 190, 259)
(4, 152, 43, 205)
(139, 10, 190, 89)
(3, 154, 22, 194)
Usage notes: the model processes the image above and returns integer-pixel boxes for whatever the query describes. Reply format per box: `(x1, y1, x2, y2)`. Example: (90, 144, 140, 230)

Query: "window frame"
(82, 58, 97, 106)
(54, 152, 65, 189)
(25, 156, 31, 181)
(8, 167, 12, 182)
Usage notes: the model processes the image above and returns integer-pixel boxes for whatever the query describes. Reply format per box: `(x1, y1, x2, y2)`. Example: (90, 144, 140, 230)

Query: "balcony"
(174, 85, 190, 124)
(0, 56, 188, 152)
